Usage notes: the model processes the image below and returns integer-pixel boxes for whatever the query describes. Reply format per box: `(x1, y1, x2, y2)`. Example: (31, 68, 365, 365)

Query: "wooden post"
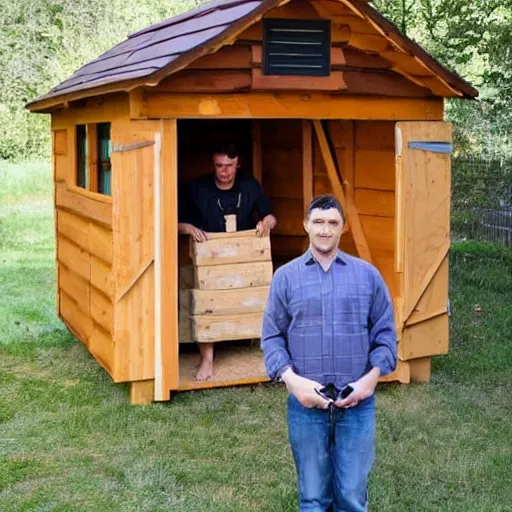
(302, 120, 313, 216)
(154, 119, 179, 401)
(130, 379, 155, 405)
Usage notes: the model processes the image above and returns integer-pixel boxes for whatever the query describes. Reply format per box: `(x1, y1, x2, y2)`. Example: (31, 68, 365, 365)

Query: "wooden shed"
(28, 0, 477, 404)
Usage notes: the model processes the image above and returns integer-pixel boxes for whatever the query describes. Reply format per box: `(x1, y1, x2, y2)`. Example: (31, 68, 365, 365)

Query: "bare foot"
(195, 358, 213, 381)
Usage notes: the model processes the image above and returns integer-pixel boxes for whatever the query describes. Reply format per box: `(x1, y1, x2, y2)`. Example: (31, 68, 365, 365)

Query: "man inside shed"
(262, 195, 397, 512)
(178, 143, 277, 380)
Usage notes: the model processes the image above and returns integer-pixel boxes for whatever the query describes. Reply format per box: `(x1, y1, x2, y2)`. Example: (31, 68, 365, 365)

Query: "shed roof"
(27, 0, 478, 112)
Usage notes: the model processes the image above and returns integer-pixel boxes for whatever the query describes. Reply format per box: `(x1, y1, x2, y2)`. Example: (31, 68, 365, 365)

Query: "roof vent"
(263, 18, 331, 77)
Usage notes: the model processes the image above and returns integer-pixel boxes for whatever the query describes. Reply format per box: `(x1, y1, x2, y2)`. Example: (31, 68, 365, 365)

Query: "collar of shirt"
(303, 248, 347, 267)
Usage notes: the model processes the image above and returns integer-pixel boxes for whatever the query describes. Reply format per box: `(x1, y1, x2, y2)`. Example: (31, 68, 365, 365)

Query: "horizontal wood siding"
(53, 112, 117, 379)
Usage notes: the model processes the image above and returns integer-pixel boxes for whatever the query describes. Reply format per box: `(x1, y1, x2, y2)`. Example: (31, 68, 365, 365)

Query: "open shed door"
(395, 121, 452, 367)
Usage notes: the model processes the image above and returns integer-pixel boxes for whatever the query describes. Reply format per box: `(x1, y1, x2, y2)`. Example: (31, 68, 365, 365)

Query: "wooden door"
(395, 121, 452, 362)
(111, 119, 178, 402)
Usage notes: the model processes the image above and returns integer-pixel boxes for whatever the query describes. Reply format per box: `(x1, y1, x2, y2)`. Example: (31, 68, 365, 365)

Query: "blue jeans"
(287, 394, 376, 512)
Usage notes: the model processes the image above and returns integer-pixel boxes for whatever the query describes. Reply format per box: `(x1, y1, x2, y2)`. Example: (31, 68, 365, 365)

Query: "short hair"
(306, 195, 345, 222)
(212, 143, 239, 159)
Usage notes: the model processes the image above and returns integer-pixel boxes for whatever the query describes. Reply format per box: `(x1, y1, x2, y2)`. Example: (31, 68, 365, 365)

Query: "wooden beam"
(252, 69, 347, 91)
(87, 123, 98, 193)
(302, 120, 313, 216)
(157, 70, 252, 93)
(313, 120, 373, 263)
(130, 380, 155, 405)
(141, 93, 444, 120)
(155, 119, 179, 398)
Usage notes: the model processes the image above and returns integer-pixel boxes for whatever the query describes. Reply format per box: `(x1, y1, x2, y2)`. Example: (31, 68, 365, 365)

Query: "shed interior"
(176, 118, 397, 390)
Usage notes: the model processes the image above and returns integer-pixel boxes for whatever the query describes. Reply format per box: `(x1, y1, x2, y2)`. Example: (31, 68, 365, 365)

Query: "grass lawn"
(0, 161, 511, 511)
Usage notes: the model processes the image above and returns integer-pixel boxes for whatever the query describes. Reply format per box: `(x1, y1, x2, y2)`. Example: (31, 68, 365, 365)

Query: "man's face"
(213, 153, 238, 187)
(304, 207, 344, 254)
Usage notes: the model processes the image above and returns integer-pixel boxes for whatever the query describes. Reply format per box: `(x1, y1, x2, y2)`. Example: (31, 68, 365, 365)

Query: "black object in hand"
(315, 383, 354, 402)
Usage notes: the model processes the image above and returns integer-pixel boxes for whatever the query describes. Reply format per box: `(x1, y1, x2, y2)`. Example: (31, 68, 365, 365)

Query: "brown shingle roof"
(27, 0, 477, 111)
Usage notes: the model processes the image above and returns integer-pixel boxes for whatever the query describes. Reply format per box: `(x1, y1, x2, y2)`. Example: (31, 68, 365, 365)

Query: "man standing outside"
(262, 195, 396, 512)
(178, 143, 277, 380)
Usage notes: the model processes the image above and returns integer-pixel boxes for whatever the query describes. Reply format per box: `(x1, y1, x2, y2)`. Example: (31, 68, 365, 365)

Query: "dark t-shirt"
(178, 173, 272, 232)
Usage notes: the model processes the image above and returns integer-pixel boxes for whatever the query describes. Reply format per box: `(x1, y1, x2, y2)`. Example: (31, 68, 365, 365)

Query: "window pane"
(76, 125, 88, 188)
(97, 123, 111, 196)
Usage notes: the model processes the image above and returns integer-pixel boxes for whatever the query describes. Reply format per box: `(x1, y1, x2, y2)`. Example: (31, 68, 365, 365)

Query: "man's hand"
(256, 214, 277, 237)
(281, 368, 330, 409)
(334, 367, 381, 409)
(179, 223, 208, 242)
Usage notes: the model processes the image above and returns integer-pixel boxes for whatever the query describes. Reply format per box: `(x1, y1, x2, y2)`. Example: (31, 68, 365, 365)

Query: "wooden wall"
(151, 0, 445, 99)
(51, 96, 127, 377)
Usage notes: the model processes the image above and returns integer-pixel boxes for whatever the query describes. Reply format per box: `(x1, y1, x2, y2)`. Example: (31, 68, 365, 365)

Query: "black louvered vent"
(263, 19, 331, 77)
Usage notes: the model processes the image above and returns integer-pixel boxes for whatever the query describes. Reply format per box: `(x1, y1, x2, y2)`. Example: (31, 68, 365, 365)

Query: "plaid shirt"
(262, 249, 397, 387)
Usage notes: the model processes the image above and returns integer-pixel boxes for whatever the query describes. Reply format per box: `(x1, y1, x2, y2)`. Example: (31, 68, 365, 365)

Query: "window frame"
(74, 122, 112, 196)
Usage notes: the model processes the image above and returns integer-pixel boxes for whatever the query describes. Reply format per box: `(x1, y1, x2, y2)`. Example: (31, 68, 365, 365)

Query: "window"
(75, 122, 112, 196)
(76, 125, 88, 188)
(263, 19, 331, 77)
(97, 123, 112, 195)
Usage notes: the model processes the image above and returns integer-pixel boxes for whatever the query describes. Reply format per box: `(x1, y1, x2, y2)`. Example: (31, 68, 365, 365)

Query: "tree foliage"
(1, 0, 511, 160)
(0, 0, 205, 160)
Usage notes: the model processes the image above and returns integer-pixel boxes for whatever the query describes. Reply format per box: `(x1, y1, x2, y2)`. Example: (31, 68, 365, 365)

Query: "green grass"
(1, 162, 511, 511)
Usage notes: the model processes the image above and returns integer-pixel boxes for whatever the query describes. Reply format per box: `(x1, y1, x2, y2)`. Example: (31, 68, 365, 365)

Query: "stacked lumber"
(180, 230, 272, 344)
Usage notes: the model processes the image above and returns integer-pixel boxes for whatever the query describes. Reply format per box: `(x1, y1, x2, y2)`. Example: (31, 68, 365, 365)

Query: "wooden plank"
(348, 33, 390, 53)
(158, 119, 179, 396)
(355, 120, 395, 150)
(58, 263, 90, 316)
(157, 69, 252, 93)
(55, 182, 113, 228)
(407, 258, 449, 326)
(54, 154, 70, 183)
(142, 93, 445, 121)
(53, 129, 68, 155)
(195, 261, 273, 290)
(252, 120, 262, 184)
(343, 48, 391, 69)
(192, 312, 264, 342)
(354, 150, 395, 191)
(57, 236, 90, 281)
(343, 69, 430, 97)
(313, 120, 373, 263)
(354, 189, 395, 218)
(408, 357, 432, 383)
(359, 215, 394, 252)
(91, 255, 115, 299)
(188, 45, 252, 69)
(114, 264, 155, 383)
(251, 69, 346, 91)
(191, 286, 270, 316)
(57, 209, 89, 251)
(302, 120, 313, 216)
(89, 325, 115, 376)
(130, 380, 155, 405)
(191, 233, 271, 266)
(381, 51, 432, 77)
(90, 287, 113, 334)
(400, 315, 449, 360)
(88, 223, 113, 265)
(60, 291, 93, 345)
